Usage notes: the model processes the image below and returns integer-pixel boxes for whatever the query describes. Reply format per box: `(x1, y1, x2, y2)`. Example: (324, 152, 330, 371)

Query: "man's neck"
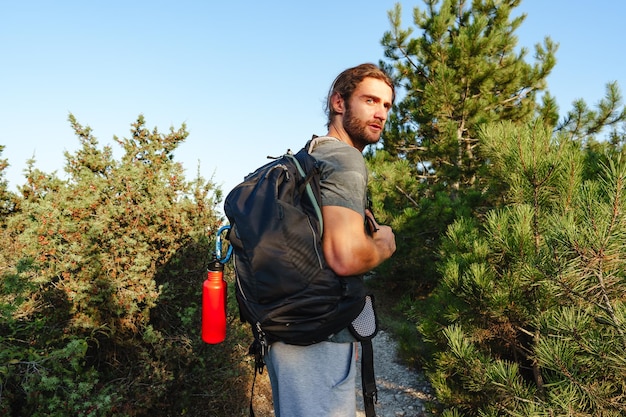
(326, 125, 361, 151)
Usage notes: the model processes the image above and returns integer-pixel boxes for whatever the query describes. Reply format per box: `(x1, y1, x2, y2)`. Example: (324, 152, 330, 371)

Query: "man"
(264, 63, 397, 417)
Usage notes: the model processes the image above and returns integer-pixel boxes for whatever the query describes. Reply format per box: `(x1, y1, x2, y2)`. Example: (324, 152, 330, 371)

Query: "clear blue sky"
(2, 1, 625, 199)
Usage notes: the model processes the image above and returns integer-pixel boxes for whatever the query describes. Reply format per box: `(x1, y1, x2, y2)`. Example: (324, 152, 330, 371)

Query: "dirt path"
(356, 330, 435, 417)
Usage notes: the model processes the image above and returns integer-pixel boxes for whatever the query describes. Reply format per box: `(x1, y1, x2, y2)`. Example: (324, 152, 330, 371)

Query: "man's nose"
(375, 105, 388, 121)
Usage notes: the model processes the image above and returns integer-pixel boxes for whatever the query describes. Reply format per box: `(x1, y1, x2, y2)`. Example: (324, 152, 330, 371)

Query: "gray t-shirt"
(309, 136, 368, 216)
(309, 136, 367, 343)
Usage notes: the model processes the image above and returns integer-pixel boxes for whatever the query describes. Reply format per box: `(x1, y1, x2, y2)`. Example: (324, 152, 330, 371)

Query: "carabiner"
(215, 225, 232, 264)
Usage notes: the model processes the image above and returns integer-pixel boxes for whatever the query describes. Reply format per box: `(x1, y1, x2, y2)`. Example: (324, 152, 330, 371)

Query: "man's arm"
(321, 205, 396, 276)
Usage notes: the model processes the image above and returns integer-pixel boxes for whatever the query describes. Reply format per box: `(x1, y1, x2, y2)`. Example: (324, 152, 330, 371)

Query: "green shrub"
(0, 115, 263, 416)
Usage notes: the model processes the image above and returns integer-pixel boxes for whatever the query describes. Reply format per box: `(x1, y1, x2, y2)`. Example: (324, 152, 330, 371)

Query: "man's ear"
(331, 92, 345, 115)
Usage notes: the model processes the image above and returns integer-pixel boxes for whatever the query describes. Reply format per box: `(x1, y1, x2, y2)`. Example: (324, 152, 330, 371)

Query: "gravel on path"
(356, 330, 436, 417)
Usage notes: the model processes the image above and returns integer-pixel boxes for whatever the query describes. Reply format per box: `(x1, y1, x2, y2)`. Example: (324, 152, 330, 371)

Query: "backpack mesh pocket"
(349, 295, 378, 341)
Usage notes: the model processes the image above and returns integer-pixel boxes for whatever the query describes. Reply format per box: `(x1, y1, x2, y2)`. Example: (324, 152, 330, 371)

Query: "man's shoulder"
(309, 136, 363, 163)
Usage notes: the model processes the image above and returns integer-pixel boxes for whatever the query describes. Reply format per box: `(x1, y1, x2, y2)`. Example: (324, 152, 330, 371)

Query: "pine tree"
(419, 120, 626, 416)
(380, 0, 557, 191)
(369, 0, 626, 299)
(367, 0, 558, 294)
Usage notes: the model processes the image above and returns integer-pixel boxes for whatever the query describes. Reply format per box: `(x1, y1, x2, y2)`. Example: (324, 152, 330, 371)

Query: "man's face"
(342, 77, 393, 150)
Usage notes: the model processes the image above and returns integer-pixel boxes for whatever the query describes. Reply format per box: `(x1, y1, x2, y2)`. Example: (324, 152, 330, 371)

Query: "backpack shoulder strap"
(287, 148, 323, 235)
(361, 339, 377, 417)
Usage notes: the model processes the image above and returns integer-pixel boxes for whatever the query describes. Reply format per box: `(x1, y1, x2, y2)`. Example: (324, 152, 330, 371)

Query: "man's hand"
(322, 206, 396, 276)
(365, 208, 396, 259)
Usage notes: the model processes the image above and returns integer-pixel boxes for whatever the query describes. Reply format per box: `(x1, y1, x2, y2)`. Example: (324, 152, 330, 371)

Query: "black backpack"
(224, 140, 379, 417)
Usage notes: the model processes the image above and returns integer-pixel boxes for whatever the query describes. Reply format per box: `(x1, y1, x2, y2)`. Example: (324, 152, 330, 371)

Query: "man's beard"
(343, 105, 381, 150)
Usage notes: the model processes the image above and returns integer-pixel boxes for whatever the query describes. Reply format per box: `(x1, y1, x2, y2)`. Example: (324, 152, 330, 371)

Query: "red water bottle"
(202, 258, 227, 344)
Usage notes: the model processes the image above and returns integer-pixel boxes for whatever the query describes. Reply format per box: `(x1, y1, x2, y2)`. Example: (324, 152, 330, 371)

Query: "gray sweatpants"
(265, 341, 357, 417)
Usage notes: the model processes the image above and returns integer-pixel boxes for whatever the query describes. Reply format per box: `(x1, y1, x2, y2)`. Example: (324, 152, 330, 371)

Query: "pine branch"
(376, 171, 420, 208)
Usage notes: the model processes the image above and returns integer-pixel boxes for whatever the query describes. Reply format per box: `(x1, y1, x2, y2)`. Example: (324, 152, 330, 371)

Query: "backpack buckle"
(248, 322, 268, 374)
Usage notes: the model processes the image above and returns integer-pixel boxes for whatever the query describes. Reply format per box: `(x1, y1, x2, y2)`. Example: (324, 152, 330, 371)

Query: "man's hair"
(325, 63, 395, 128)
